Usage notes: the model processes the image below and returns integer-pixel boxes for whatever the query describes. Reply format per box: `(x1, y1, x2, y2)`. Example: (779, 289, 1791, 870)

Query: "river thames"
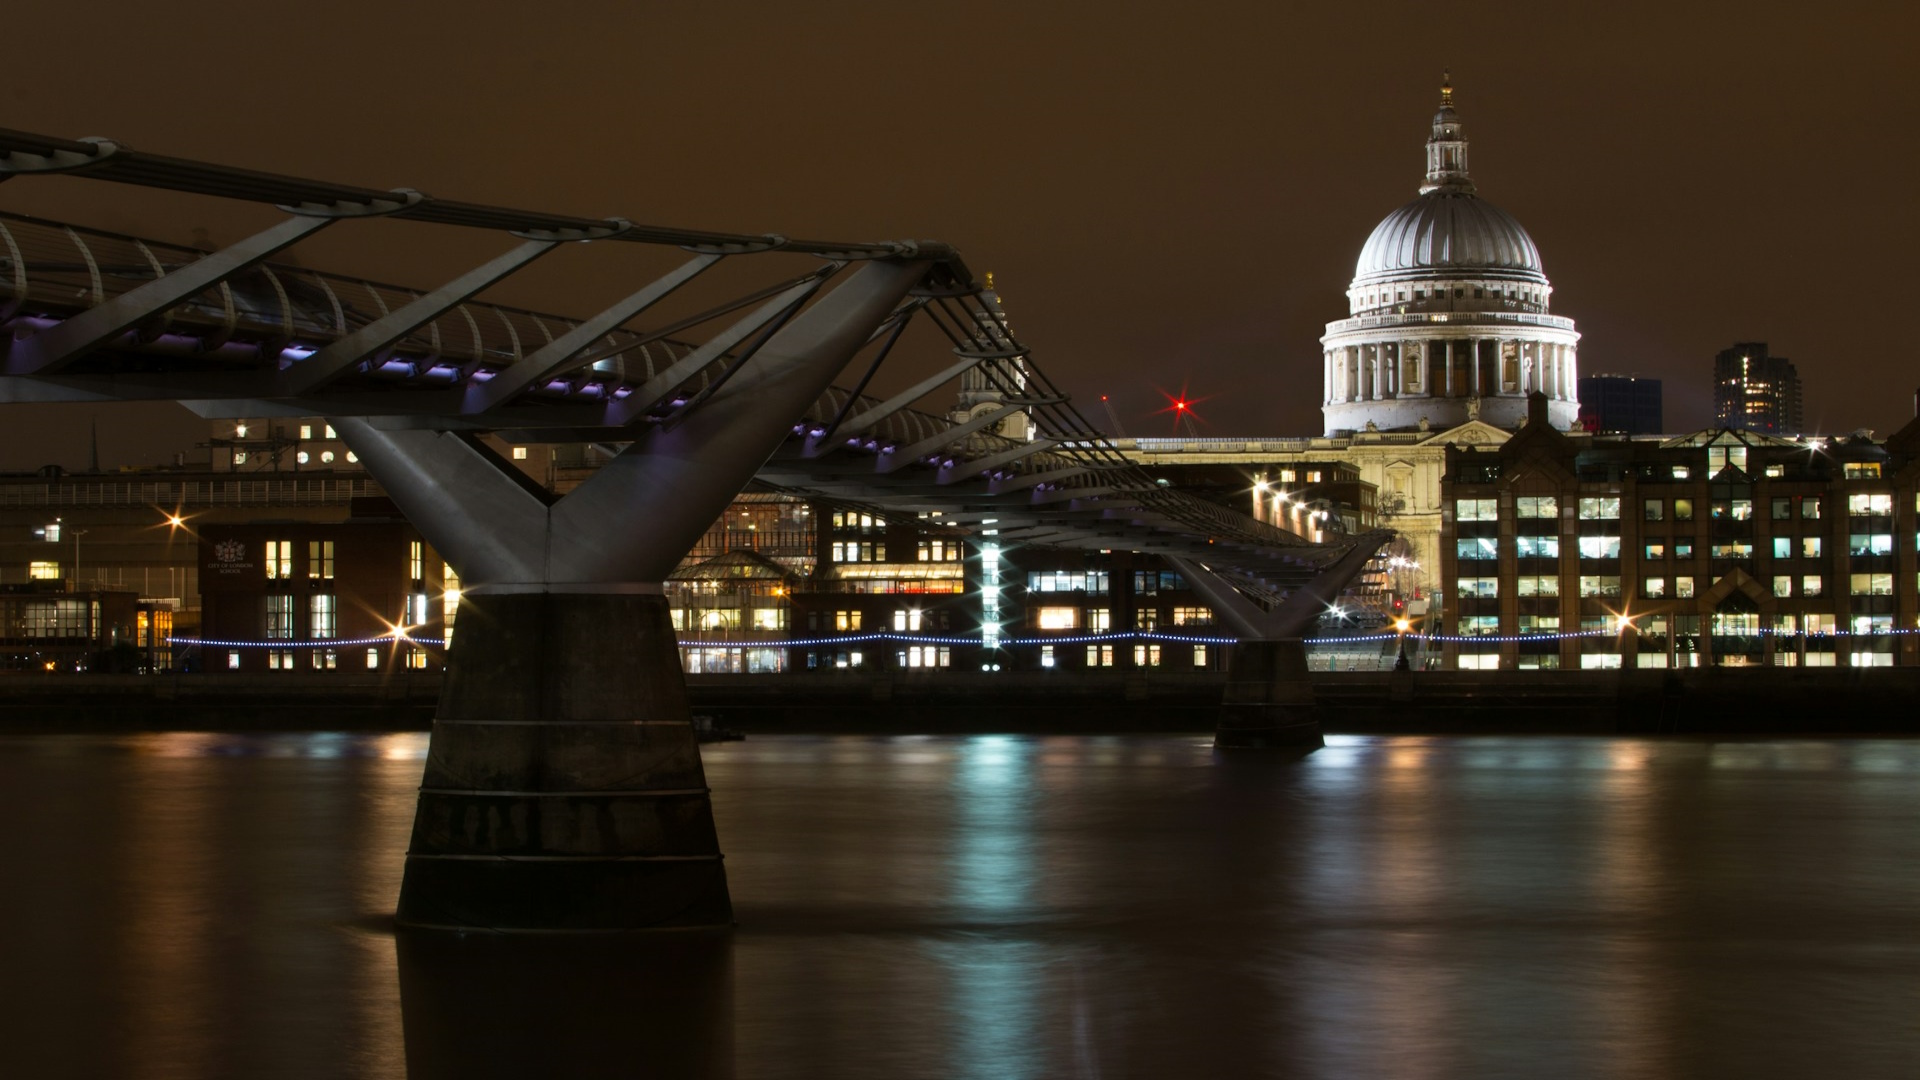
(2, 732, 1917, 1078)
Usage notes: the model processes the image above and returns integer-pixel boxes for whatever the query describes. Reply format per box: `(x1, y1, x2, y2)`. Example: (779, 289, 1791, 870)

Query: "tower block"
(338, 259, 927, 932)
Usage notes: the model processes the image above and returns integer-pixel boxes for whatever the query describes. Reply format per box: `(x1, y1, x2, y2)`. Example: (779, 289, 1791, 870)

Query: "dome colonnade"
(1321, 77, 1579, 435)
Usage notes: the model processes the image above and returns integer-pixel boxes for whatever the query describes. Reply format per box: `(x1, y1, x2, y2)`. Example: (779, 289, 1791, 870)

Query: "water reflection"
(2, 733, 1919, 1078)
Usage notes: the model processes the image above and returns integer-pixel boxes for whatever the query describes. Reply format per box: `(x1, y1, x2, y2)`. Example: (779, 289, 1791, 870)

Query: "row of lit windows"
(1028, 570, 1110, 594)
(263, 540, 336, 581)
(242, 647, 431, 671)
(1460, 492, 1920, 525)
(1359, 285, 1542, 307)
(1463, 566, 1920, 601)
(1055, 643, 1207, 668)
(830, 511, 883, 532)
(234, 450, 354, 466)
(1031, 606, 1214, 630)
(831, 542, 886, 563)
(236, 423, 338, 441)
(1463, 531, 1903, 564)
(916, 541, 963, 562)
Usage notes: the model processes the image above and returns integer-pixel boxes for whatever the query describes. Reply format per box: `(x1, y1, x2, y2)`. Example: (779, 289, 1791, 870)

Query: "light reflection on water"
(0, 732, 1917, 1078)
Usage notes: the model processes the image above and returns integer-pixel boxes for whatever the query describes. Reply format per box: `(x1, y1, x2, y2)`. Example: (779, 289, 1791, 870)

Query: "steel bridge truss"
(0, 126, 1384, 606)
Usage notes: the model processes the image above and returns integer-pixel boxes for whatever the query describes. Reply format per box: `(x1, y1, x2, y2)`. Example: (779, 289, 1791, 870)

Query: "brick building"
(1440, 393, 1919, 669)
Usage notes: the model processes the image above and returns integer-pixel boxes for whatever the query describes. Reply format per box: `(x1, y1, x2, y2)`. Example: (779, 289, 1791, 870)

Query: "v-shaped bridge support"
(334, 259, 928, 932)
(1169, 534, 1390, 751)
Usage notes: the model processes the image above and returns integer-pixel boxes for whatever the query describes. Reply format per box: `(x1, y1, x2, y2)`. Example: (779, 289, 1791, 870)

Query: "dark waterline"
(3, 732, 1917, 1079)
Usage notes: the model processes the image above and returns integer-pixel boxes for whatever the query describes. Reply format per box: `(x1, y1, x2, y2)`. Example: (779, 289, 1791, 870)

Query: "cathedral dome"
(1354, 191, 1545, 285)
(1319, 74, 1581, 438)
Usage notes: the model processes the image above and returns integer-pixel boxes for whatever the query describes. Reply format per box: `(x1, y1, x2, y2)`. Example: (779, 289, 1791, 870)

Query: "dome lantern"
(1421, 70, 1474, 195)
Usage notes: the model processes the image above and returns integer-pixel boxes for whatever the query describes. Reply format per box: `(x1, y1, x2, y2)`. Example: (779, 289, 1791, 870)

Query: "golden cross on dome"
(1440, 70, 1453, 107)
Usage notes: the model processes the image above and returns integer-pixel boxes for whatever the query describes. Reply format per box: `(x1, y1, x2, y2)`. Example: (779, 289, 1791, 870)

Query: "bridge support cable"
(459, 252, 722, 413)
(327, 259, 929, 932)
(809, 303, 920, 443)
(603, 273, 833, 427)
(279, 227, 623, 395)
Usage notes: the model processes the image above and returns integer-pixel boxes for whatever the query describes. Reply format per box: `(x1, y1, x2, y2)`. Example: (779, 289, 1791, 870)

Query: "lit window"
(1457, 577, 1498, 598)
(28, 561, 60, 581)
(1514, 536, 1559, 558)
(1086, 609, 1112, 632)
(1040, 645, 1055, 668)
(1772, 538, 1791, 559)
(264, 595, 295, 640)
(1671, 466, 1690, 480)
(235, 424, 248, 438)
(1133, 644, 1162, 667)
(1844, 462, 1882, 479)
(1085, 645, 1115, 667)
(512, 446, 528, 460)
(308, 540, 335, 580)
(1036, 607, 1082, 630)
(1643, 577, 1666, 598)
(228, 652, 241, 670)
(321, 451, 335, 464)
(265, 540, 292, 579)
(367, 648, 380, 669)
(1644, 543, 1666, 559)
(1847, 493, 1893, 516)
(1643, 499, 1664, 522)
(1457, 537, 1499, 560)
(1674, 499, 1694, 520)
(1675, 577, 1695, 598)
(324, 425, 336, 439)
(407, 647, 430, 670)
(1772, 576, 1792, 598)
(1801, 497, 1821, 519)
(1455, 498, 1497, 521)
(409, 541, 424, 583)
(1578, 536, 1621, 560)
(296, 451, 310, 464)
(233, 451, 249, 465)
(310, 595, 337, 640)
(1515, 575, 1558, 597)
(300, 425, 313, 440)
(1802, 537, 1821, 558)
(1850, 573, 1894, 597)
(1578, 576, 1622, 597)
(1574, 495, 1620, 518)
(346, 452, 358, 464)
(1515, 496, 1557, 519)
(1192, 645, 1209, 668)
(1801, 575, 1823, 597)
(1849, 534, 1894, 557)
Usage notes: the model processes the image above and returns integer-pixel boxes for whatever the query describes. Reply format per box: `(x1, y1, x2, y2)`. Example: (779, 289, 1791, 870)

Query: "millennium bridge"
(0, 128, 1386, 930)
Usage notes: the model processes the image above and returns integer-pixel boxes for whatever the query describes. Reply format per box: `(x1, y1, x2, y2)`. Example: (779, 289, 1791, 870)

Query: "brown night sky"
(1, 2, 1913, 470)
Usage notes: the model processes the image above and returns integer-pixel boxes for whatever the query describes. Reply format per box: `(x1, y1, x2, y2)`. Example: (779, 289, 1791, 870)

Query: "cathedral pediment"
(1422, 420, 1512, 447)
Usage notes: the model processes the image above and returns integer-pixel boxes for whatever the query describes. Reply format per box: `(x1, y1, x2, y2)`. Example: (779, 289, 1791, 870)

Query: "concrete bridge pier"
(1170, 540, 1387, 752)
(1216, 639, 1322, 749)
(397, 588, 730, 930)
(332, 258, 928, 931)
